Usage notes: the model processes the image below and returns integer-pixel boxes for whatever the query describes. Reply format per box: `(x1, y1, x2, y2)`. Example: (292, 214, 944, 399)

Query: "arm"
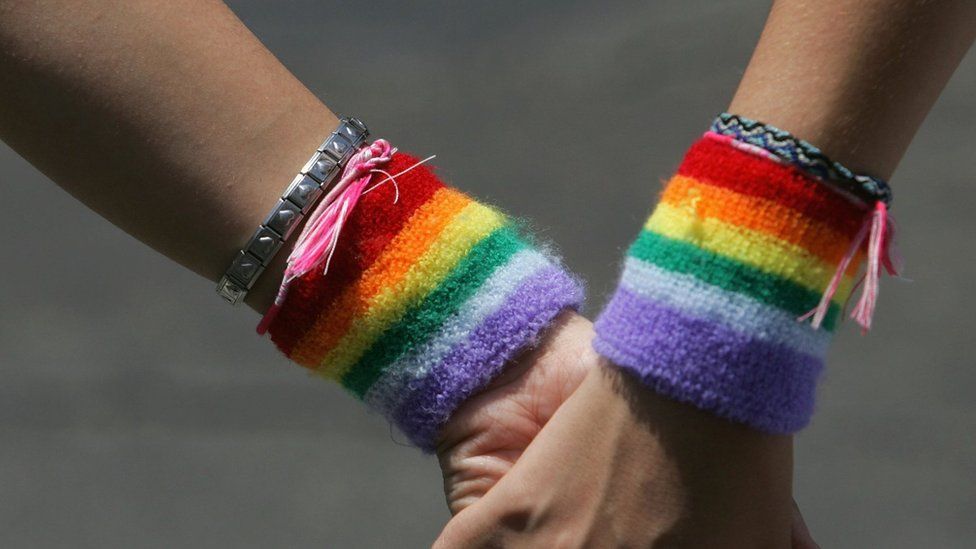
(0, 0, 333, 312)
(730, 0, 976, 179)
(0, 0, 592, 526)
(438, 1, 976, 546)
(639, 0, 976, 532)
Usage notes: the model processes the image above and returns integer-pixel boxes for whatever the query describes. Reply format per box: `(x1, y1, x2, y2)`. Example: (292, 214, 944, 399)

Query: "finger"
(432, 501, 505, 549)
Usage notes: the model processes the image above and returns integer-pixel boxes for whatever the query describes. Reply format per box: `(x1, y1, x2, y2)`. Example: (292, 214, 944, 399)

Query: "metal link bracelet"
(216, 117, 369, 305)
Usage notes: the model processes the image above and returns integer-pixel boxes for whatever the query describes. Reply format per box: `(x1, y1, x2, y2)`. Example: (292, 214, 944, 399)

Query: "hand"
(436, 312, 596, 514)
(437, 354, 806, 548)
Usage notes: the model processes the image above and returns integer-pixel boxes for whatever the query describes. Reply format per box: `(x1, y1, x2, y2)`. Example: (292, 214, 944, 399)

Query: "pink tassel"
(256, 140, 397, 335)
(849, 201, 899, 332)
(798, 213, 869, 329)
(799, 201, 899, 333)
(256, 140, 435, 335)
(706, 127, 902, 333)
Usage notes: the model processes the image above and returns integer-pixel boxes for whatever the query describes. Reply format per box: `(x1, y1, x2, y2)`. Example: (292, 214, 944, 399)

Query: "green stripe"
(629, 230, 839, 331)
(342, 225, 527, 397)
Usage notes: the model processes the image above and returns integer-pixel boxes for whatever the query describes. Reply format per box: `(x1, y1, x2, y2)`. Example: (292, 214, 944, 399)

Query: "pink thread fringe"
(256, 139, 398, 335)
(703, 131, 900, 333)
(256, 140, 436, 335)
(799, 201, 899, 332)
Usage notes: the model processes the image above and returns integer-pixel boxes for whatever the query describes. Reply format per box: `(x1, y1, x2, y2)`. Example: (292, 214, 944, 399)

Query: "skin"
(437, 0, 976, 546)
(729, 0, 976, 180)
(0, 0, 335, 313)
(438, 319, 800, 548)
(1, 0, 973, 546)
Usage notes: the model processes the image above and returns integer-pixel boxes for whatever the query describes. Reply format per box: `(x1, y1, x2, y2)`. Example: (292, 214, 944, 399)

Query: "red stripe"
(677, 137, 866, 238)
(270, 152, 445, 355)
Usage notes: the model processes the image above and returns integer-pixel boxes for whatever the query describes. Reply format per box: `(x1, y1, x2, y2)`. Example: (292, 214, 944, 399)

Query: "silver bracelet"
(216, 117, 369, 305)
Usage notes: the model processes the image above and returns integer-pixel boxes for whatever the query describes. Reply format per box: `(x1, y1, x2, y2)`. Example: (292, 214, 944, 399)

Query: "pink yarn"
(256, 139, 398, 335)
(849, 201, 899, 331)
(705, 129, 901, 332)
(799, 201, 899, 332)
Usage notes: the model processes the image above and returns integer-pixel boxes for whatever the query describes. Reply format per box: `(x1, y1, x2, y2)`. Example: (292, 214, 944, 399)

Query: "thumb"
(433, 500, 506, 549)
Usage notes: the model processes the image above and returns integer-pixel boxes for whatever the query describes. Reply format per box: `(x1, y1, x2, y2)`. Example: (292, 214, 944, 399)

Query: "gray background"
(1, 1, 974, 547)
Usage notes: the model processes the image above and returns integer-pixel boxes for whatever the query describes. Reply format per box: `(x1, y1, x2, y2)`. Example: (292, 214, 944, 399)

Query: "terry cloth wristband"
(265, 151, 582, 450)
(594, 132, 883, 433)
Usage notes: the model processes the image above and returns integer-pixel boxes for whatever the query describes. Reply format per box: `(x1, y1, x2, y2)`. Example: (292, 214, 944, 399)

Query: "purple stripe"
(393, 266, 582, 451)
(594, 286, 822, 433)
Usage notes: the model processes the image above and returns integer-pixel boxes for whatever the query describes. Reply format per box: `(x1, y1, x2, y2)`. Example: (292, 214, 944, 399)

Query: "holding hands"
(2, 0, 974, 546)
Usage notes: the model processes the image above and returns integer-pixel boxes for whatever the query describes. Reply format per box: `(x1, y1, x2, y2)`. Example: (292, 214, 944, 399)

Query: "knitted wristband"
(593, 135, 874, 433)
(266, 152, 582, 450)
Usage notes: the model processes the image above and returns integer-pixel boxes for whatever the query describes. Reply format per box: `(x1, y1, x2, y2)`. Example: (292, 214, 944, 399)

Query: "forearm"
(1, 1, 584, 456)
(589, 366, 794, 547)
(658, 0, 975, 444)
(730, 0, 976, 179)
(0, 0, 335, 312)
(593, 0, 974, 541)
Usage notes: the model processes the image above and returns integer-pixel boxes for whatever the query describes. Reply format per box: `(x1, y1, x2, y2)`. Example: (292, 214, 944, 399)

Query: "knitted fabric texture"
(267, 152, 583, 451)
(593, 136, 867, 433)
(711, 112, 892, 205)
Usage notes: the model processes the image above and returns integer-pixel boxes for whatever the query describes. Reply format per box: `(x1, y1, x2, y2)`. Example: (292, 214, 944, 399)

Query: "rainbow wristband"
(266, 152, 582, 450)
(594, 135, 869, 433)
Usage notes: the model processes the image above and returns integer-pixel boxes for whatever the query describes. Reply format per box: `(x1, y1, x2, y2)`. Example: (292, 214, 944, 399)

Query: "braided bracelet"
(710, 112, 892, 206)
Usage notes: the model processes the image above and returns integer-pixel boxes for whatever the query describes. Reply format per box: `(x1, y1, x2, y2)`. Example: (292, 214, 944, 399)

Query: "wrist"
(233, 106, 342, 314)
(437, 311, 595, 448)
(588, 364, 794, 546)
(259, 149, 583, 450)
(436, 311, 596, 513)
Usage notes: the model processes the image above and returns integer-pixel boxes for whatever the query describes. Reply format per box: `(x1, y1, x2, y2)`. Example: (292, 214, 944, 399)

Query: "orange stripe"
(661, 175, 860, 266)
(290, 188, 472, 367)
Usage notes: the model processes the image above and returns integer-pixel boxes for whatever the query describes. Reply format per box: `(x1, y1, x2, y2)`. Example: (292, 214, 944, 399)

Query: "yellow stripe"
(289, 188, 470, 368)
(662, 175, 857, 265)
(317, 201, 506, 379)
(645, 202, 854, 301)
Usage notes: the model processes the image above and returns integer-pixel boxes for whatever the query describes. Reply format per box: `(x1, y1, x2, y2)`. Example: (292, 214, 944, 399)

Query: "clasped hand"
(433, 313, 817, 548)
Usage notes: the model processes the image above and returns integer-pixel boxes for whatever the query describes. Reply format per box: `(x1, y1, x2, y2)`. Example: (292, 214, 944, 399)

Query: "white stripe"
(619, 257, 831, 357)
(364, 248, 553, 414)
